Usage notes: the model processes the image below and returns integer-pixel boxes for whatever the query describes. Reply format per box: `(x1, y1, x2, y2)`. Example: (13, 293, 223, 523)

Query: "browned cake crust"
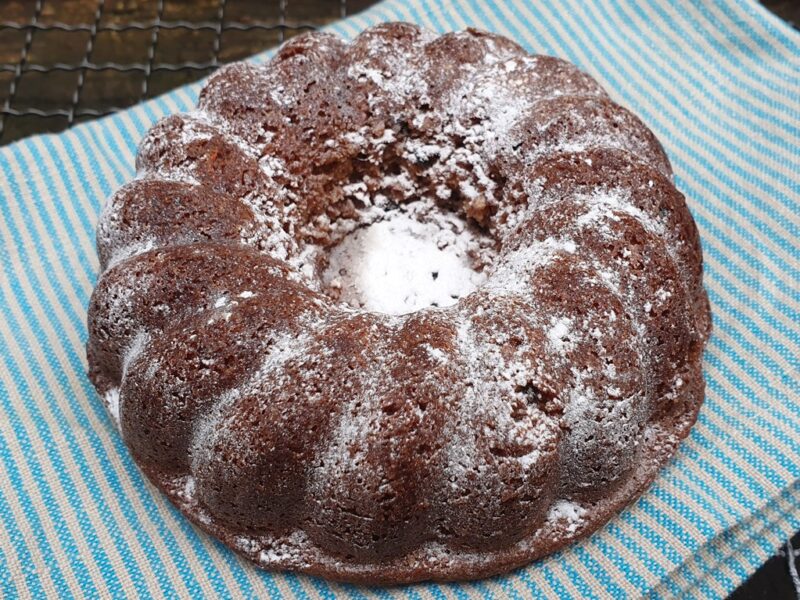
(86, 23, 711, 584)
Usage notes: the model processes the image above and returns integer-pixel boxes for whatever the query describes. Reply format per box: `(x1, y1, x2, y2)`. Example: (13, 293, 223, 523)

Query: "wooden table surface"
(0, 0, 377, 143)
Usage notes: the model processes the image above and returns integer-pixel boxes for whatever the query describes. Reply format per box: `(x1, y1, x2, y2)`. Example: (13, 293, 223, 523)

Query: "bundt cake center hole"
(322, 204, 490, 316)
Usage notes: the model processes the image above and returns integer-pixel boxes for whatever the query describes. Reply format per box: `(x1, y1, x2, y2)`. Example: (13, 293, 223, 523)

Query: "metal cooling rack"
(0, 0, 373, 144)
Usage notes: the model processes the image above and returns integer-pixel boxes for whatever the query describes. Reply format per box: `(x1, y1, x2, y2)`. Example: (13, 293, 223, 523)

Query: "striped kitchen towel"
(1, 0, 798, 597)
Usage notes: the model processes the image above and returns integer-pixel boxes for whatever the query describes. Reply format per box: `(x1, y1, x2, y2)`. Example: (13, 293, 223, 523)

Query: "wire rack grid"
(0, 0, 373, 144)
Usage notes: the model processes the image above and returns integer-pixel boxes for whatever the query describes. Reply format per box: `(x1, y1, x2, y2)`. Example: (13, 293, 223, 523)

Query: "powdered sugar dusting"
(104, 387, 121, 429)
(547, 500, 587, 534)
(487, 236, 577, 295)
(323, 211, 486, 315)
(548, 317, 575, 355)
(190, 328, 317, 467)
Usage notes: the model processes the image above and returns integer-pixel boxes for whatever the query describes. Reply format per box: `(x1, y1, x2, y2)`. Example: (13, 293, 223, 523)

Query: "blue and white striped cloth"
(1, 0, 798, 597)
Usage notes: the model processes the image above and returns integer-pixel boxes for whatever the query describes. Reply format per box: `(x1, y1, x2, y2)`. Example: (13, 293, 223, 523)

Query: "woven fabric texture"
(1, 0, 798, 597)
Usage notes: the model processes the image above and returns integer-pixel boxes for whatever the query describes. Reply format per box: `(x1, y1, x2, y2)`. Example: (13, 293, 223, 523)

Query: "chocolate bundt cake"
(87, 23, 711, 583)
